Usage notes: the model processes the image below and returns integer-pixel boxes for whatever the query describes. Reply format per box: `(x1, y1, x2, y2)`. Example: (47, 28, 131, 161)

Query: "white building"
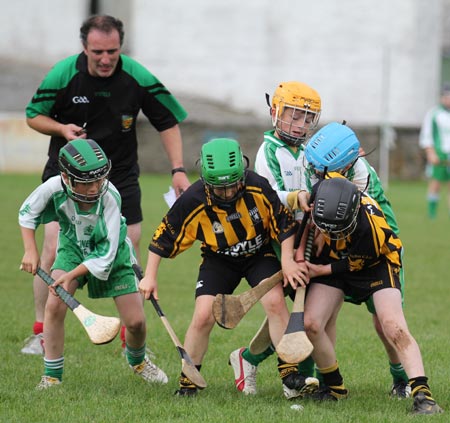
(0, 0, 447, 177)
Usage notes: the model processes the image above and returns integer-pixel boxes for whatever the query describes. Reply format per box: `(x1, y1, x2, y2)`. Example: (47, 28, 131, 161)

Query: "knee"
(190, 310, 215, 333)
(124, 317, 146, 335)
(45, 297, 66, 319)
(262, 290, 287, 315)
(381, 320, 412, 351)
(305, 317, 321, 340)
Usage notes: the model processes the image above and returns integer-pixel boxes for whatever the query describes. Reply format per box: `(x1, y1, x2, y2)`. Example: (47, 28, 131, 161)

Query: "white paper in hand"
(163, 186, 177, 208)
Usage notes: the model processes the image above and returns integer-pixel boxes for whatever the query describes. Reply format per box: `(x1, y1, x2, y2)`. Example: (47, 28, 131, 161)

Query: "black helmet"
(312, 177, 361, 240)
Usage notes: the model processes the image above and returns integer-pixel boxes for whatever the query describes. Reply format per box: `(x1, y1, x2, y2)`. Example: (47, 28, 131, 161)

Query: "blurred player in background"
(419, 83, 450, 219)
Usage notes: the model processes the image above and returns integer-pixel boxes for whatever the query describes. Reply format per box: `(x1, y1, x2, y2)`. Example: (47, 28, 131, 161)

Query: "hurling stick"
(212, 270, 283, 329)
(132, 265, 206, 388)
(249, 209, 312, 354)
(275, 223, 315, 363)
(36, 267, 121, 345)
(248, 317, 271, 355)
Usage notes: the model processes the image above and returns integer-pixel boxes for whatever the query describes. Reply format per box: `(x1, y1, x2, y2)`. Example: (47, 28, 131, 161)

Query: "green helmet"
(200, 138, 246, 204)
(58, 139, 111, 203)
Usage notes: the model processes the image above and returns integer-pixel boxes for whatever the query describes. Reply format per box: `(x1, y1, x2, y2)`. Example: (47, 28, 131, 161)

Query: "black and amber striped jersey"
(149, 170, 298, 259)
(319, 192, 403, 274)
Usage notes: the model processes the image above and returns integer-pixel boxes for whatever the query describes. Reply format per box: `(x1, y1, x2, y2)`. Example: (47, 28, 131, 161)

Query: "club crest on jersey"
(212, 221, 224, 234)
(248, 207, 261, 224)
(121, 115, 134, 132)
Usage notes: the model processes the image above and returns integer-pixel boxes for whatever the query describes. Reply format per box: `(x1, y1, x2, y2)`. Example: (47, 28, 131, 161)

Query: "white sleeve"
(419, 109, 434, 149)
(18, 177, 61, 229)
(254, 144, 290, 206)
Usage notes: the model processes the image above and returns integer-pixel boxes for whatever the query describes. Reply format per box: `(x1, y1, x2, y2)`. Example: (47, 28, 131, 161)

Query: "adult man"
(419, 84, 450, 219)
(22, 14, 190, 355)
(138, 138, 309, 396)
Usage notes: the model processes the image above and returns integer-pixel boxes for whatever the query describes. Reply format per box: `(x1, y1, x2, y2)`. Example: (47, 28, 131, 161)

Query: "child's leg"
(115, 292, 168, 384)
(39, 270, 76, 385)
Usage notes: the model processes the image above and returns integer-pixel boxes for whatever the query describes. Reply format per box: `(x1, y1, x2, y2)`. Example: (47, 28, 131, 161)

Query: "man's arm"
(159, 125, 190, 196)
(27, 115, 86, 141)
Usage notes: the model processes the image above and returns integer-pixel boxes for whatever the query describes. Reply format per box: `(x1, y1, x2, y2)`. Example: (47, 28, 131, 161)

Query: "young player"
(138, 138, 310, 396)
(229, 81, 322, 399)
(301, 122, 410, 397)
(19, 139, 167, 389)
(303, 176, 443, 415)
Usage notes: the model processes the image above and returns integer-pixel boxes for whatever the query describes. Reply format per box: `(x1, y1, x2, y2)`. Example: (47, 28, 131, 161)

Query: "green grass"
(0, 174, 448, 423)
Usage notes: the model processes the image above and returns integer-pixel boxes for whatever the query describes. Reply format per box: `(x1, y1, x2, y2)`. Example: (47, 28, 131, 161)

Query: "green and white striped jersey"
(254, 130, 305, 220)
(419, 105, 450, 155)
(18, 176, 128, 280)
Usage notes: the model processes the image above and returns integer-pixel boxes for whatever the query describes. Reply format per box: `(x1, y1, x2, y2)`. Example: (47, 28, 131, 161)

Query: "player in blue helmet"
(300, 121, 410, 398)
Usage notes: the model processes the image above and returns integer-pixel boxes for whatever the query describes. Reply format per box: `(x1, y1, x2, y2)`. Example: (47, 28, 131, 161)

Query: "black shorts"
(42, 160, 143, 225)
(195, 247, 281, 298)
(309, 259, 401, 305)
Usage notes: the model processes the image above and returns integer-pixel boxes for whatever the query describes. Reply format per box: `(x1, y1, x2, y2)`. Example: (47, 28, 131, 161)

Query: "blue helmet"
(305, 122, 360, 173)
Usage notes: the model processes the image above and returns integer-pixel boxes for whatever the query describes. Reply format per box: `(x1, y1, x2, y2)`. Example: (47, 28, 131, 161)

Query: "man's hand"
(172, 171, 190, 197)
(63, 123, 87, 141)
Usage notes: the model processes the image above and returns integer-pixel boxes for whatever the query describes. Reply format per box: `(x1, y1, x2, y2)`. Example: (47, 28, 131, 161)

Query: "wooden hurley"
(132, 265, 206, 389)
(248, 317, 272, 355)
(37, 268, 121, 345)
(275, 223, 315, 363)
(212, 271, 283, 329)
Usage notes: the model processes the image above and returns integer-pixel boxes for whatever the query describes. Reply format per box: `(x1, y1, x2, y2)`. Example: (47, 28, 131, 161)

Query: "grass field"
(0, 174, 448, 423)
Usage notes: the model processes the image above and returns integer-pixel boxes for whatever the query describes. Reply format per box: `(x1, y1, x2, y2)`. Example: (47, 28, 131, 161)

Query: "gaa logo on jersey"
(212, 221, 224, 234)
(121, 115, 134, 132)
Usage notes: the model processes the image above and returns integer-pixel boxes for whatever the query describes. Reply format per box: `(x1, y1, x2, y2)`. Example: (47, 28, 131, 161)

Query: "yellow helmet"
(270, 81, 322, 146)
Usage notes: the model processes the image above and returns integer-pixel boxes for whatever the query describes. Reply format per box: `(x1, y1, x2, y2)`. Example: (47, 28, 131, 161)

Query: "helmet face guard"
(305, 122, 360, 174)
(312, 178, 361, 240)
(200, 138, 246, 205)
(58, 139, 111, 203)
(270, 81, 321, 147)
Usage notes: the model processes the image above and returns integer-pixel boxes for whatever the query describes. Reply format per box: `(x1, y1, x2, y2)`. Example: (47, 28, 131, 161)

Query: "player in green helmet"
(19, 139, 168, 390)
(138, 138, 314, 396)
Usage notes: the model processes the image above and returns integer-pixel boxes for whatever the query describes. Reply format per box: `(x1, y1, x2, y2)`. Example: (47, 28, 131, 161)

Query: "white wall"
(131, 0, 443, 126)
(0, 0, 87, 64)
